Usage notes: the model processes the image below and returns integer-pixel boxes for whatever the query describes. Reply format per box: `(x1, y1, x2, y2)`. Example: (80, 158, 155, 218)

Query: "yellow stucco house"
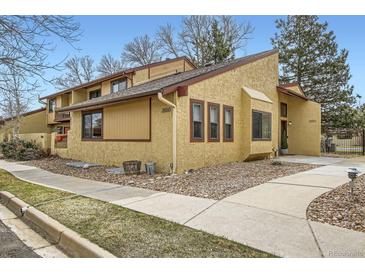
(0, 108, 51, 152)
(2, 49, 321, 173)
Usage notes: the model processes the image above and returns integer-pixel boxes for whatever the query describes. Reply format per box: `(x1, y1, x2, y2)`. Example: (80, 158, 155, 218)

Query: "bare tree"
(54, 55, 95, 89)
(0, 16, 80, 83)
(121, 35, 162, 66)
(97, 53, 125, 76)
(0, 70, 40, 137)
(157, 16, 254, 67)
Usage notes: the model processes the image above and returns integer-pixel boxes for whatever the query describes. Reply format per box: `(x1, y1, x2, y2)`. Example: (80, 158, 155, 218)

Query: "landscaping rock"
(26, 156, 318, 200)
(307, 174, 365, 233)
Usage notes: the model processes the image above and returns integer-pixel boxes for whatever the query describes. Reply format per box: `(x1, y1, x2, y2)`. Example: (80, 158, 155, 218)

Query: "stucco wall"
(18, 133, 51, 152)
(279, 93, 321, 156)
(175, 53, 279, 173)
(64, 95, 173, 172)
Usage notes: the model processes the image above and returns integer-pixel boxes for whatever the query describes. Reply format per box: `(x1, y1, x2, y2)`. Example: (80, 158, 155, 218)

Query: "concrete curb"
(0, 191, 116, 258)
(0, 191, 15, 206)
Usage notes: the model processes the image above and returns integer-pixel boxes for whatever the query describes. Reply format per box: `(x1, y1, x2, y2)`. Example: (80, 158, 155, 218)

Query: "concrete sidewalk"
(1, 158, 365, 257)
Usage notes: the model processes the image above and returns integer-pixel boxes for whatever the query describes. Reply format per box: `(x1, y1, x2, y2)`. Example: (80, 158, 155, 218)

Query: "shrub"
(0, 138, 45, 161)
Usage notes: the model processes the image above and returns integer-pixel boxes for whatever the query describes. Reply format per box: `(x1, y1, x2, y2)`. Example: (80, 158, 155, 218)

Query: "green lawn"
(0, 169, 274, 258)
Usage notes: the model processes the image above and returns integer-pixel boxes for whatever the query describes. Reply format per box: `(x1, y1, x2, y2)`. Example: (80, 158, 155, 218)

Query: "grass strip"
(0, 169, 275, 258)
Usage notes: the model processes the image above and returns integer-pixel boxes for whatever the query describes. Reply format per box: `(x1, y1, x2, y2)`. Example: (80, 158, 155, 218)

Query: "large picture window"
(82, 110, 103, 140)
(208, 103, 220, 142)
(252, 110, 272, 140)
(190, 99, 204, 141)
(223, 105, 234, 142)
(111, 78, 127, 93)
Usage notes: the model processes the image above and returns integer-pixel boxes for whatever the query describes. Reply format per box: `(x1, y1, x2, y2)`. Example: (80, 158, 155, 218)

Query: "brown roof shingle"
(60, 49, 278, 112)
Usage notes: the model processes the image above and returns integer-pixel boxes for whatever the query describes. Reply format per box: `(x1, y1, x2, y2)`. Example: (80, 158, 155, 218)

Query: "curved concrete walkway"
(1, 157, 365, 257)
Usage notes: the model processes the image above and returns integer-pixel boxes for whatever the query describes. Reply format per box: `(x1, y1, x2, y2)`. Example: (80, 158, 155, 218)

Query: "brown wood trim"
(251, 109, 272, 141)
(81, 109, 103, 141)
(277, 86, 308, 100)
(61, 90, 158, 112)
(80, 138, 151, 142)
(177, 85, 188, 97)
(162, 49, 279, 95)
(81, 98, 152, 142)
(223, 105, 234, 142)
(190, 99, 205, 142)
(148, 97, 152, 142)
(148, 67, 151, 79)
(280, 102, 288, 118)
(183, 60, 186, 71)
(40, 56, 196, 100)
(207, 102, 220, 142)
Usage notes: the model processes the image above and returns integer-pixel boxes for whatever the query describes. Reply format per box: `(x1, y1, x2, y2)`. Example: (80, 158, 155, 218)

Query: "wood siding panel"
(103, 98, 150, 140)
(150, 60, 184, 80)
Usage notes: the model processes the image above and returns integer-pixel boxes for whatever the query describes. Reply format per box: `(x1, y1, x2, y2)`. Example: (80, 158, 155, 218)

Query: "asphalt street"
(0, 220, 39, 258)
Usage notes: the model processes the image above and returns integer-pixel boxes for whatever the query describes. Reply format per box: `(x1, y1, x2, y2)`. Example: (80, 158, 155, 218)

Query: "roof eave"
(59, 90, 161, 112)
(39, 56, 195, 100)
(162, 49, 279, 95)
(277, 86, 308, 101)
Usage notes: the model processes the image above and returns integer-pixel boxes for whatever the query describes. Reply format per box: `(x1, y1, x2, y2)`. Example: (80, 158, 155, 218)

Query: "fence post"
(362, 129, 365, 156)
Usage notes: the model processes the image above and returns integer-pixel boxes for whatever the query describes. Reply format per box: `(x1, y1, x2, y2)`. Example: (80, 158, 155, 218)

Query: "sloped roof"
(277, 83, 308, 100)
(60, 48, 279, 112)
(40, 56, 196, 100)
(242, 86, 273, 103)
(0, 108, 46, 122)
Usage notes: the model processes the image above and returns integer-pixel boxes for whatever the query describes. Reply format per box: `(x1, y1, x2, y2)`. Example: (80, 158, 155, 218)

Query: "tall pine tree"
(208, 19, 233, 64)
(271, 16, 358, 132)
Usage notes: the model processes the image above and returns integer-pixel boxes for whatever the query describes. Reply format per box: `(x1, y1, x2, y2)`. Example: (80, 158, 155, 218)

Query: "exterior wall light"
(288, 121, 292, 126)
(346, 167, 361, 196)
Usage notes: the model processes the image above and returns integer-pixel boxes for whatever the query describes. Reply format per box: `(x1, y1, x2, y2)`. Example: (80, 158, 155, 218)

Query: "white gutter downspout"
(157, 92, 177, 174)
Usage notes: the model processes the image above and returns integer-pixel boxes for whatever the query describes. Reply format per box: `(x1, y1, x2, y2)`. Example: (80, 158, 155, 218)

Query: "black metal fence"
(321, 129, 365, 156)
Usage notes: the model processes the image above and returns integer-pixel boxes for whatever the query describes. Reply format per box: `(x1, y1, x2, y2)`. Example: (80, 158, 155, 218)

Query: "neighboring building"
(0, 108, 51, 152)
(6, 50, 321, 173)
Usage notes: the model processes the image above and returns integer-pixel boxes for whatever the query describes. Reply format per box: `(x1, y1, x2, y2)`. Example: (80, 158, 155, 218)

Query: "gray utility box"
(145, 162, 156, 176)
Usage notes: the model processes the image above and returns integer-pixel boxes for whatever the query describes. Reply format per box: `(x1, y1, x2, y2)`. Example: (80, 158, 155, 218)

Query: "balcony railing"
(54, 111, 70, 122)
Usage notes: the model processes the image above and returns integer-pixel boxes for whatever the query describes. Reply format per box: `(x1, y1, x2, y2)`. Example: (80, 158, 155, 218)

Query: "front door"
(281, 120, 288, 153)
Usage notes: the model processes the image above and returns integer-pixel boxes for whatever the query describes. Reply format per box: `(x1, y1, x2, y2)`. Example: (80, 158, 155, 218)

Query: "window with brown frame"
(89, 89, 101, 100)
(223, 105, 234, 142)
(280, 102, 287, 117)
(190, 99, 204, 142)
(252, 110, 272, 141)
(111, 78, 127, 93)
(208, 102, 220, 142)
(82, 110, 103, 140)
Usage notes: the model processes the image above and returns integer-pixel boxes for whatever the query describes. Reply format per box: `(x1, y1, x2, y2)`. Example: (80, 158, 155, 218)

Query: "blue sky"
(39, 15, 365, 108)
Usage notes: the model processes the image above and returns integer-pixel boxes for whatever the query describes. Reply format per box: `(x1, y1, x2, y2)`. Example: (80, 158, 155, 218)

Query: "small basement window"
(190, 99, 204, 141)
(89, 89, 101, 100)
(82, 110, 103, 140)
(208, 103, 220, 141)
(223, 105, 234, 142)
(252, 110, 272, 140)
(111, 78, 127, 93)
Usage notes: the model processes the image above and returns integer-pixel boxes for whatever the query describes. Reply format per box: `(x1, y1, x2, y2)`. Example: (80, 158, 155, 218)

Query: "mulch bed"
(26, 156, 318, 200)
(307, 174, 365, 233)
